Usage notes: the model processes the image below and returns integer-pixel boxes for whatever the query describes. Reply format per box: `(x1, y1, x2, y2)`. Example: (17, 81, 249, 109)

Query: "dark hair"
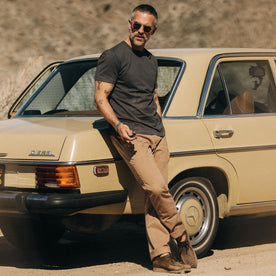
(131, 4, 158, 25)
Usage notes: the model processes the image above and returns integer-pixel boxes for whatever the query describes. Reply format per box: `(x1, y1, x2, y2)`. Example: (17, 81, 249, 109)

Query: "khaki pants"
(111, 134, 186, 260)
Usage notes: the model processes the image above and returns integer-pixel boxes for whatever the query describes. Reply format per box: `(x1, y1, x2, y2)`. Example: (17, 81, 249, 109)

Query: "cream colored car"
(0, 49, 276, 256)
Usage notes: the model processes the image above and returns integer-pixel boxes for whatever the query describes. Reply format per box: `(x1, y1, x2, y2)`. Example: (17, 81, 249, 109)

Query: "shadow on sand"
(0, 214, 275, 270)
(213, 214, 276, 250)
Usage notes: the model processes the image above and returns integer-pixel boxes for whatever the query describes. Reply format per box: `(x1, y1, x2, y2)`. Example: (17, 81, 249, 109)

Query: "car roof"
(67, 48, 276, 62)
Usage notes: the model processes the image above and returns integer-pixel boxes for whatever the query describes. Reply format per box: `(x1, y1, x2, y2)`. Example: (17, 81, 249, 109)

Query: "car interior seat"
(223, 90, 254, 114)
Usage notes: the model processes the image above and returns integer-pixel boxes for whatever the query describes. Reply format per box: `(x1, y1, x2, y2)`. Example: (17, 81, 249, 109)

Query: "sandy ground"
(0, 215, 275, 275)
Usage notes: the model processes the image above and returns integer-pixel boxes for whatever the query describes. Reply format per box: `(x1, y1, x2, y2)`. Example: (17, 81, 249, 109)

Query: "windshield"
(15, 58, 183, 117)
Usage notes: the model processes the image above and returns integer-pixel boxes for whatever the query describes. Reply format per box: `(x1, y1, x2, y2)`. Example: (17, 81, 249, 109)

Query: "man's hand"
(117, 123, 137, 141)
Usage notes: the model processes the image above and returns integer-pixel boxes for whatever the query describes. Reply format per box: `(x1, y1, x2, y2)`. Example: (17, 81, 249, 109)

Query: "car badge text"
(29, 150, 55, 157)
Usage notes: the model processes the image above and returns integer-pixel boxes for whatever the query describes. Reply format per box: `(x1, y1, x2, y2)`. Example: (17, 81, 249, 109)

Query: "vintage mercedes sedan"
(0, 49, 275, 257)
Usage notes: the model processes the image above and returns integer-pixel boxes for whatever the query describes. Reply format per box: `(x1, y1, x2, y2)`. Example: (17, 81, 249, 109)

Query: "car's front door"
(202, 57, 276, 204)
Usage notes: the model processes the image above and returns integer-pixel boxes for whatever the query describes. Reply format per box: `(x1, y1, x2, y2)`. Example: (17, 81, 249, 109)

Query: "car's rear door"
(201, 55, 276, 204)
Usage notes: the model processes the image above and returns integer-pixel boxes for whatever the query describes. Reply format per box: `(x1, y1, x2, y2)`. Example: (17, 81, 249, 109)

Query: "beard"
(129, 32, 148, 49)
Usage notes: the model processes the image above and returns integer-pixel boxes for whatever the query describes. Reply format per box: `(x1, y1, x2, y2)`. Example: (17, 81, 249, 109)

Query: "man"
(95, 4, 197, 273)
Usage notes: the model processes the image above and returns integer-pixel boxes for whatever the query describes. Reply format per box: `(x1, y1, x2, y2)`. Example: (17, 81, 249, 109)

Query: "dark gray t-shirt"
(95, 41, 165, 137)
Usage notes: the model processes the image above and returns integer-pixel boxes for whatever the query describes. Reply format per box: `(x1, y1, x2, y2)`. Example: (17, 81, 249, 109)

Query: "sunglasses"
(130, 21, 153, 33)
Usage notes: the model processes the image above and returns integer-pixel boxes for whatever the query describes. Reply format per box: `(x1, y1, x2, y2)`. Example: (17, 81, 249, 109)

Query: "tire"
(0, 216, 64, 251)
(170, 177, 219, 257)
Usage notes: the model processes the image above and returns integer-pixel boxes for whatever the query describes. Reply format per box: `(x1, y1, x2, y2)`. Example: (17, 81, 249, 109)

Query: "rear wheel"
(170, 177, 219, 257)
(0, 216, 64, 251)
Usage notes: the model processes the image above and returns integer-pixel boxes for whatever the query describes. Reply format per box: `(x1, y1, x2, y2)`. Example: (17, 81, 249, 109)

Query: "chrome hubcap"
(174, 186, 211, 246)
(177, 196, 203, 235)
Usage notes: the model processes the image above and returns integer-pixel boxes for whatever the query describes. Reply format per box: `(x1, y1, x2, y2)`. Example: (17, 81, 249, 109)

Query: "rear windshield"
(15, 58, 183, 117)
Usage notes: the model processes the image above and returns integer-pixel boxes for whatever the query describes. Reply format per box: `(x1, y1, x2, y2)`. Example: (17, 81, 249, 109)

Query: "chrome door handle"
(213, 130, 234, 139)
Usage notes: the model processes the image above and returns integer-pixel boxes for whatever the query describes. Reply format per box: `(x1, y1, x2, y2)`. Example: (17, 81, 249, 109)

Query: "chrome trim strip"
(229, 201, 276, 216)
(164, 144, 276, 158)
(71, 158, 121, 165)
(197, 56, 218, 116)
(60, 57, 98, 65)
(197, 52, 276, 117)
(203, 112, 276, 118)
(164, 116, 199, 120)
(1, 143, 276, 165)
(0, 193, 17, 200)
(0, 157, 120, 166)
(170, 149, 216, 157)
(27, 194, 48, 202)
(170, 144, 276, 157)
(15, 114, 103, 119)
(217, 64, 232, 114)
(216, 144, 276, 153)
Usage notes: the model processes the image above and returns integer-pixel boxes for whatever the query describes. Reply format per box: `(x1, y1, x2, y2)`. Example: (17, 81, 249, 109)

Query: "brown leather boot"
(177, 233, 198, 268)
(153, 253, 191, 273)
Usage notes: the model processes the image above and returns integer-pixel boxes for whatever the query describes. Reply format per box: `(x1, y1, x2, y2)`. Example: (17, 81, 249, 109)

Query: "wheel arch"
(169, 166, 229, 218)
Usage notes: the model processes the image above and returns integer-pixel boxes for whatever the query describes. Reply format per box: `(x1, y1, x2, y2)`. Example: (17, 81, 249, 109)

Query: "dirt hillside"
(1, 0, 276, 77)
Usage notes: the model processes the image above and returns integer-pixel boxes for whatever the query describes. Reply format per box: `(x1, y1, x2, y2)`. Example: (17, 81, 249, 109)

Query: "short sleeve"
(95, 50, 120, 84)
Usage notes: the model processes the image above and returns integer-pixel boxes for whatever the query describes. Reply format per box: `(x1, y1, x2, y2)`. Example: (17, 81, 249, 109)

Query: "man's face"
(128, 11, 157, 50)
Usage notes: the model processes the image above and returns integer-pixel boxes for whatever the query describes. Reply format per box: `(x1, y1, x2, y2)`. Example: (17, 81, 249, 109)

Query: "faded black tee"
(95, 41, 165, 137)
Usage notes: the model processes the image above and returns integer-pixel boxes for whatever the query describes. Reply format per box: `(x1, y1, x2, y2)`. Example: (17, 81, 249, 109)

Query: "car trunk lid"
(0, 118, 68, 161)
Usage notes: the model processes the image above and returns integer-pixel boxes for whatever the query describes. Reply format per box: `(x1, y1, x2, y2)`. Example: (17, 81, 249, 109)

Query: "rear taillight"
(36, 166, 80, 188)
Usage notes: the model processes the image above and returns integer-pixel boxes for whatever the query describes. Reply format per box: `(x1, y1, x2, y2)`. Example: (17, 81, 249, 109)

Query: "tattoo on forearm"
(104, 89, 109, 95)
(99, 99, 103, 105)
(97, 81, 102, 90)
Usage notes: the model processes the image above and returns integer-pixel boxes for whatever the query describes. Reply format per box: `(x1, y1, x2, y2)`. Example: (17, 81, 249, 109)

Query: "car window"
(16, 59, 182, 117)
(204, 68, 229, 115)
(204, 60, 276, 115)
(9, 63, 59, 117)
(157, 59, 182, 109)
(19, 60, 99, 116)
